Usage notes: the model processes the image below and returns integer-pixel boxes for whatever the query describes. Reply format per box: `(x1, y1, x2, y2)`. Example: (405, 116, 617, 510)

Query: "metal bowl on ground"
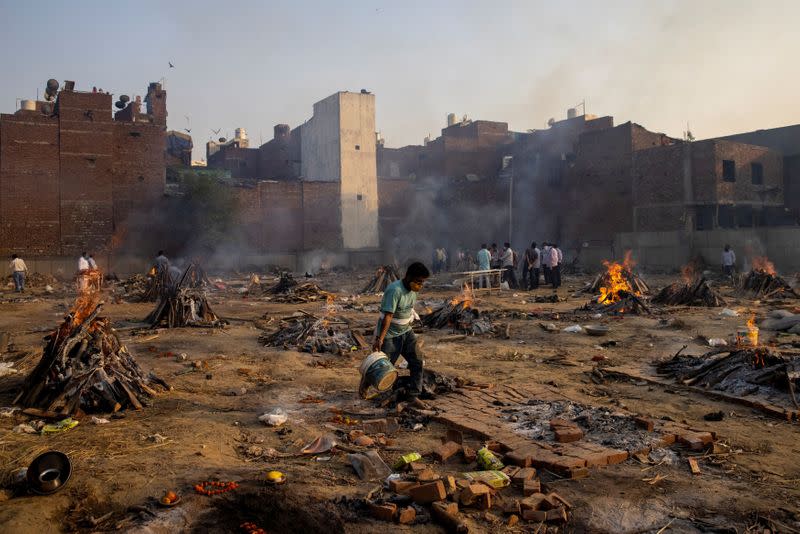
(27, 451, 72, 494)
(584, 325, 610, 336)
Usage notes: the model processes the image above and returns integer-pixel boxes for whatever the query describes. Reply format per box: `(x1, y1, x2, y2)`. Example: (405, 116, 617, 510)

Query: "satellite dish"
(119, 95, 130, 103)
(547, 118, 555, 127)
(46, 79, 59, 92)
(114, 101, 125, 109)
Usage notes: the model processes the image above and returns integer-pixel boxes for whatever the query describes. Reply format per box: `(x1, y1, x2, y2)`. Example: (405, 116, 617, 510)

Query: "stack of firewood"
(421, 299, 495, 335)
(736, 270, 798, 299)
(267, 272, 299, 294)
(652, 277, 726, 307)
(361, 265, 401, 294)
(141, 268, 171, 302)
(269, 282, 331, 303)
(146, 263, 222, 328)
(259, 312, 368, 354)
(15, 302, 170, 415)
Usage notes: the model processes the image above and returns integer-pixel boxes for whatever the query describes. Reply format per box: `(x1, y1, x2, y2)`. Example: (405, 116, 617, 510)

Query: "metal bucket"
(358, 352, 398, 398)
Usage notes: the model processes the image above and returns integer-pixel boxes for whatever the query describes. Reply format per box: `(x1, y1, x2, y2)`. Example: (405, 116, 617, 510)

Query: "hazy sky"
(1, 0, 798, 160)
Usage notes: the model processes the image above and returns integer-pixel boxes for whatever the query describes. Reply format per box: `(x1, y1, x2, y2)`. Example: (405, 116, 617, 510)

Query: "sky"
(1, 0, 799, 161)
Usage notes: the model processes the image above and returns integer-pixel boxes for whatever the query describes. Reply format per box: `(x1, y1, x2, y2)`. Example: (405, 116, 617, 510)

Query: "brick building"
(0, 80, 166, 264)
(717, 124, 800, 214)
(632, 140, 785, 233)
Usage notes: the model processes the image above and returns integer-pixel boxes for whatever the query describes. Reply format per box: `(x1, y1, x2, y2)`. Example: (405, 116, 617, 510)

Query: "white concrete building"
(301, 91, 379, 250)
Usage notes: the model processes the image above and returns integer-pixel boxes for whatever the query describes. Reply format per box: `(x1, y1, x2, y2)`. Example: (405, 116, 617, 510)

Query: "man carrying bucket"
(372, 262, 430, 399)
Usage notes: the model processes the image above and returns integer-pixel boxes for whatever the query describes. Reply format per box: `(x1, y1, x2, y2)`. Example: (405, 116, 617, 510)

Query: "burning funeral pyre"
(652, 276, 726, 307)
(360, 264, 400, 294)
(15, 270, 169, 415)
(259, 302, 368, 355)
(736, 257, 798, 299)
(582, 253, 650, 315)
(266, 272, 331, 303)
(421, 287, 495, 335)
(145, 263, 222, 328)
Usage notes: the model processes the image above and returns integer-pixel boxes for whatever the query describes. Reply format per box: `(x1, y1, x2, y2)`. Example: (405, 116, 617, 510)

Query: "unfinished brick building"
(0, 80, 167, 269)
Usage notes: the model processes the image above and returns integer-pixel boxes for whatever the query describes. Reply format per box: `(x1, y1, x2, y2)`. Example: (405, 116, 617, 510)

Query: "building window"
(138, 175, 145, 182)
(86, 158, 96, 168)
(357, 194, 363, 201)
(695, 205, 715, 230)
(355, 145, 360, 150)
(129, 131, 141, 138)
(722, 160, 735, 182)
(751, 162, 763, 184)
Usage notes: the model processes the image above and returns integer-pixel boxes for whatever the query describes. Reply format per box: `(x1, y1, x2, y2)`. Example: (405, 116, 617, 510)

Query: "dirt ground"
(0, 268, 799, 533)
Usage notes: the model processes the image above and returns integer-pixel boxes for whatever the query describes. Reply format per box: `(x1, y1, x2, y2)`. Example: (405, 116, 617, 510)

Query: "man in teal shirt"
(476, 244, 491, 288)
(373, 262, 430, 398)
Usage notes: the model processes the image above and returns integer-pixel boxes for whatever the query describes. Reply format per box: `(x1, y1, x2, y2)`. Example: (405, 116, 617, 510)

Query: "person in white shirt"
(78, 252, 90, 272)
(9, 254, 28, 292)
(500, 242, 518, 288)
(527, 242, 541, 290)
(541, 243, 552, 285)
(87, 254, 98, 270)
(550, 243, 562, 289)
(721, 245, 736, 278)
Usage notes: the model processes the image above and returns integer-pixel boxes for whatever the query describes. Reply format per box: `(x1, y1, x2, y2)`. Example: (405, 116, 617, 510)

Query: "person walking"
(721, 244, 736, 278)
(476, 244, 491, 289)
(372, 262, 430, 400)
(9, 254, 28, 293)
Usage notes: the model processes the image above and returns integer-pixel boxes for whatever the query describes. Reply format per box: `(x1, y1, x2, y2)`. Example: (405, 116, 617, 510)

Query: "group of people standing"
(475, 242, 563, 290)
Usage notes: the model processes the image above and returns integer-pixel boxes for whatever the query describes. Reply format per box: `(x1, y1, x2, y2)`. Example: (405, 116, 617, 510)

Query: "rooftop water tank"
(20, 100, 36, 111)
(235, 128, 247, 140)
(447, 113, 457, 126)
(567, 107, 578, 119)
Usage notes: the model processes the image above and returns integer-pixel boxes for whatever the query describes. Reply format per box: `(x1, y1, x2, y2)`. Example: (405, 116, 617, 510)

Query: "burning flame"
(598, 251, 639, 305)
(737, 314, 758, 347)
(71, 269, 103, 328)
(680, 263, 697, 284)
(751, 256, 776, 276)
(450, 284, 474, 309)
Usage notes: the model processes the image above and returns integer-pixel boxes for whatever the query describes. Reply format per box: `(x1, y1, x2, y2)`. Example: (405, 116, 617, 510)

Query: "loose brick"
(523, 479, 541, 496)
(635, 417, 655, 431)
(388, 479, 419, 494)
(567, 467, 590, 479)
(432, 441, 462, 463)
(545, 506, 568, 522)
(504, 450, 532, 467)
(417, 468, 440, 482)
(520, 493, 548, 511)
(462, 445, 477, 463)
(368, 502, 397, 522)
(522, 509, 547, 522)
(409, 480, 447, 504)
(460, 483, 490, 506)
(512, 467, 537, 485)
(397, 506, 416, 524)
(554, 427, 584, 443)
(501, 465, 521, 478)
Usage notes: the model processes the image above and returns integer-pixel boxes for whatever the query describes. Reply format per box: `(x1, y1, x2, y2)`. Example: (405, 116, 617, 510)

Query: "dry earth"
(0, 269, 798, 533)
